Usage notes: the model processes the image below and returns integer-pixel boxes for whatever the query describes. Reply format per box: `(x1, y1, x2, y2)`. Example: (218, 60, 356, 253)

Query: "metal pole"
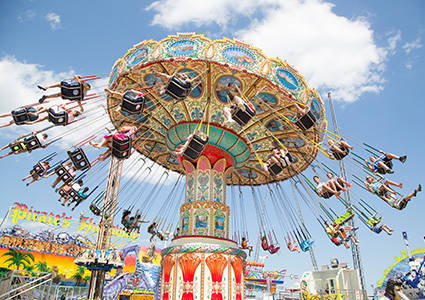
(87, 157, 124, 300)
(327, 92, 366, 291)
(292, 180, 318, 270)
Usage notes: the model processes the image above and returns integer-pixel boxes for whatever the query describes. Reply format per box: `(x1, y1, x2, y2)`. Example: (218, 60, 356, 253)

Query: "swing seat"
(33, 162, 47, 176)
(331, 237, 342, 246)
(261, 237, 269, 251)
(58, 188, 69, 198)
(376, 160, 394, 175)
(67, 188, 78, 198)
(111, 135, 132, 159)
(10, 142, 26, 153)
(269, 162, 284, 176)
(11, 107, 38, 125)
(367, 215, 382, 226)
(396, 198, 408, 210)
(181, 135, 209, 161)
(269, 153, 295, 176)
(300, 240, 314, 252)
(48, 107, 68, 126)
(54, 164, 74, 184)
(24, 135, 43, 151)
(61, 79, 84, 101)
(165, 76, 191, 100)
(67, 148, 91, 170)
(231, 104, 256, 127)
(122, 91, 146, 114)
(90, 203, 101, 216)
(334, 211, 354, 226)
(71, 193, 82, 203)
(294, 110, 316, 131)
(268, 245, 280, 254)
(157, 231, 166, 241)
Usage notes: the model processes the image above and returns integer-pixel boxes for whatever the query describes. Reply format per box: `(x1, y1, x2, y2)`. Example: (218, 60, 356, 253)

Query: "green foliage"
(71, 266, 86, 286)
(34, 261, 51, 273)
(1, 249, 35, 270)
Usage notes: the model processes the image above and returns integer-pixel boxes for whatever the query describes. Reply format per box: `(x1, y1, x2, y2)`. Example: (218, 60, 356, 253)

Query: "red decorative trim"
(172, 235, 237, 244)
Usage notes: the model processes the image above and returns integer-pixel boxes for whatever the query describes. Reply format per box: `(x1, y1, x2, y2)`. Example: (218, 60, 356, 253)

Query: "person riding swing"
(364, 175, 421, 210)
(151, 68, 194, 101)
(105, 88, 149, 115)
(0, 106, 46, 128)
(367, 214, 394, 235)
(90, 125, 137, 160)
(174, 128, 209, 161)
(263, 147, 295, 176)
(38, 75, 91, 111)
(0, 130, 49, 159)
(327, 139, 353, 160)
(223, 83, 255, 126)
(364, 150, 407, 175)
(293, 102, 316, 131)
(313, 176, 341, 199)
(240, 237, 253, 256)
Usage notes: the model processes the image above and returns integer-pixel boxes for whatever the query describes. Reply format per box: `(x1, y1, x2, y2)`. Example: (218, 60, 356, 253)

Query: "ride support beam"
(87, 157, 124, 300)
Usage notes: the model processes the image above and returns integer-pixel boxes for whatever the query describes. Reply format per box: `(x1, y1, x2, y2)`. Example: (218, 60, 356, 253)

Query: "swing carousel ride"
(0, 32, 421, 299)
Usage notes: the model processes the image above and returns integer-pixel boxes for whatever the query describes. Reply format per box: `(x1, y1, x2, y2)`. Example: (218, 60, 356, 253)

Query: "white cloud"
(45, 12, 61, 31)
(17, 10, 36, 23)
(405, 60, 413, 70)
(147, 0, 389, 102)
(0, 56, 73, 113)
(402, 37, 422, 54)
(386, 30, 402, 55)
(0, 56, 178, 185)
(237, 1, 389, 102)
(146, 0, 278, 29)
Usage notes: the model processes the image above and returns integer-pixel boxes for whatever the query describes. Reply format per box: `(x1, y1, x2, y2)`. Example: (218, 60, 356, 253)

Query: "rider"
(21, 161, 50, 186)
(151, 68, 192, 98)
(90, 125, 137, 152)
(326, 172, 352, 192)
(31, 104, 82, 126)
(223, 83, 254, 125)
(313, 176, 341, 199)
(173, 129, 208, 156)
(363, 176, 421, 209)
(368, 216, 394, 235)
(59, 179, 83, 206)
(147, 222, 158, 242)
(69, 187, 90, 211)
(263, 147, 293, 175)
(241, 237, 253, 256)
(287, 239, 300, 253)
(327, 139, 353, 160)
(38, 75, 91, 111)
(0, 106, 46, 128)
(0, 131, 49, 159)
(365, 151, 407, 175)
(105, 88, 147, 114)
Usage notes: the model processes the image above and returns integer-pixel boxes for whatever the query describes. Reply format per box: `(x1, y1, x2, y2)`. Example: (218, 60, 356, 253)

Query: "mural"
(222, 45, 256, 67)
(252, 93, 278, 114)
(125, 47, 149, 66)
(167, 39, 199, 57)
(215, 75, 242, 103)
(275, 67, 300, 91)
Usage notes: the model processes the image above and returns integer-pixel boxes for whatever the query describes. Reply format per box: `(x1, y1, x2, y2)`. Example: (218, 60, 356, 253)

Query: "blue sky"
(0, 0, 424, 293)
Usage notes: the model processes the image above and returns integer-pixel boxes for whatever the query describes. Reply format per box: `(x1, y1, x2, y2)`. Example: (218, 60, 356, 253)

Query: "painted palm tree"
(1, 249, 34, 270)
(34, 261, 51, 273)
(71, 266, 86, 286)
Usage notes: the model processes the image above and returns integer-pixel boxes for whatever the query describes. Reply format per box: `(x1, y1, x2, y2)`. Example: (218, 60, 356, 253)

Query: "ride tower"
(105, 33, 327, 300)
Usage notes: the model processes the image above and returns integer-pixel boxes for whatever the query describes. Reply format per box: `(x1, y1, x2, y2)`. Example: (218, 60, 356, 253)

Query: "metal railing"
(0, 270, 53, 299)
